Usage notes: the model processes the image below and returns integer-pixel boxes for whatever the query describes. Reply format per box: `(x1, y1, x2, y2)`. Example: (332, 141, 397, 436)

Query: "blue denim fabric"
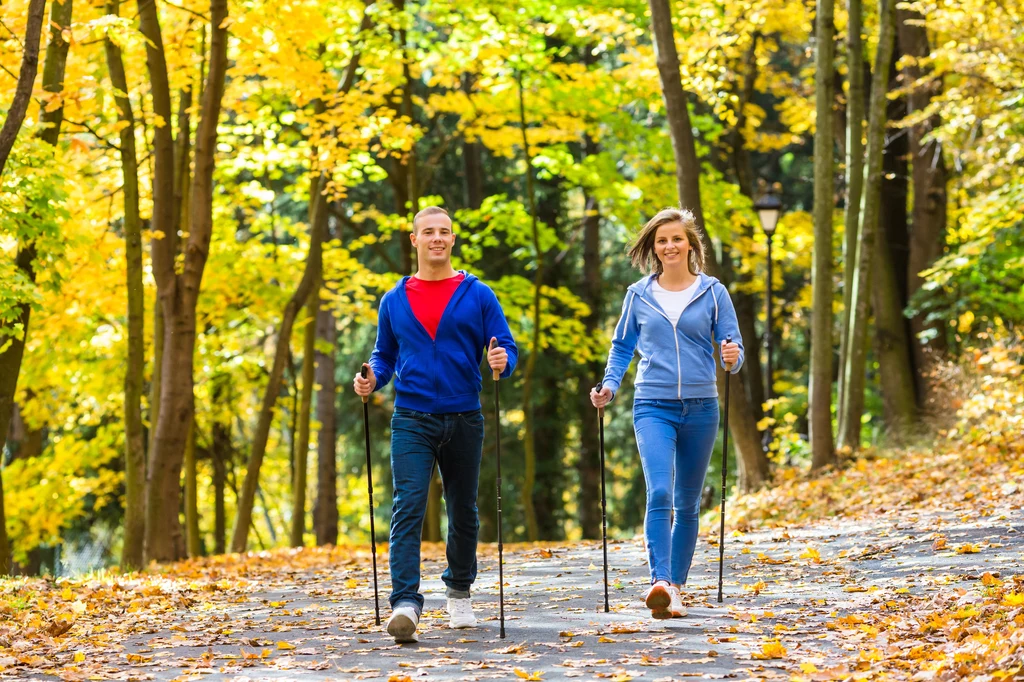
(633, 397, 720, 585)
(388, 407, 485, 613)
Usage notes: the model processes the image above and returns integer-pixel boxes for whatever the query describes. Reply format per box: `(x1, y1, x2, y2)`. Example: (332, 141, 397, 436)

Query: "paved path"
(14, 499, 1022, 681)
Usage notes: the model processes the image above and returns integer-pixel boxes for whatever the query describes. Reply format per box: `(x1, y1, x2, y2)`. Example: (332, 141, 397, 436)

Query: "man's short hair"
(413, 206, 451, 232)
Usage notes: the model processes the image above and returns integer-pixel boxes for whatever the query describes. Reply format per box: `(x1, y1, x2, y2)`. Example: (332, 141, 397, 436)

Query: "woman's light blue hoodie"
(602, 273, 744, 400)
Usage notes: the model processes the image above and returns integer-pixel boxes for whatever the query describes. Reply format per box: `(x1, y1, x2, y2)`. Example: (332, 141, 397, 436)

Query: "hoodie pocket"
(637, 351, 655, 384)
(396, 353, 431, 396)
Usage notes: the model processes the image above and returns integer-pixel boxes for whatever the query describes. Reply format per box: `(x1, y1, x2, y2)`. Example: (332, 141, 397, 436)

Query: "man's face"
(410, 213, 456, 266)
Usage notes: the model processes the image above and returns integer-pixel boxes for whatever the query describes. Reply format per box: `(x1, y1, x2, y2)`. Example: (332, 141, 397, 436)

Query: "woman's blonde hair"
(627, 208, 706, 275)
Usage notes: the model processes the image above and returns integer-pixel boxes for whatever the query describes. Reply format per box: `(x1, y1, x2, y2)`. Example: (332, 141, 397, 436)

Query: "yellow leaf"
(610, 625, 642, 634)
(513, 669, 544, 680)
(61, 587, 74, 600)
(799, 662, 818, 673)
(955, 544, 980, 554)
(958, 310, 974, 333)
(799, 547, 821, 563)
(276, 641, 296, 650)
(598, 636, 616, 643)
(73, 652, 85, 663)
(981, 572, 1003, 587)
(743, 581, 766, 596)
(611, 674, 633, 682)
(44, 94, 63, 113)
(751, 639, 787, 660)
(1002, 593, 1024, 607)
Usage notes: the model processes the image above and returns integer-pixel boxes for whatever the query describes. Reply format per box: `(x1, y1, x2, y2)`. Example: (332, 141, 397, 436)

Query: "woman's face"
(654, 221, 690, 270)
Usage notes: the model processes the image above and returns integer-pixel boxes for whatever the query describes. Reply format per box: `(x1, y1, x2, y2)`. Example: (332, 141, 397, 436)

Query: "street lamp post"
(754, 184, 782, 443)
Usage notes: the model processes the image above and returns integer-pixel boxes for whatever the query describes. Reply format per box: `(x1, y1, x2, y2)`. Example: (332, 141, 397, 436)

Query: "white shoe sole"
(449, 618, 477, 629)
(387, 613, 418, 643)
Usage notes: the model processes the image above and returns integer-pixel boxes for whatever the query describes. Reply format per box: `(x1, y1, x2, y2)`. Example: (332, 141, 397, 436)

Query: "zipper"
(636, 296, 682, 399)
(400, 274, 470, 408)
(636, 281, 714, 400)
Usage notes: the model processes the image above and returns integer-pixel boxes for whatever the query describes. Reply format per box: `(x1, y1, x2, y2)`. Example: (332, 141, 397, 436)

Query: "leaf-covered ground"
(2, 437, 1022, 681)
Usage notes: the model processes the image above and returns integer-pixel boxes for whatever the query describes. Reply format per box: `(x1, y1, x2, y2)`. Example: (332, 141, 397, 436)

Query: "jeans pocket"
(699, 397, 718, 410)
(460, 410, 483, 422)
(394, 407, 427, 421)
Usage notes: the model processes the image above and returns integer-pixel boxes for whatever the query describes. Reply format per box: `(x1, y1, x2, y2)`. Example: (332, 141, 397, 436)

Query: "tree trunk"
(211, 377, 230, 554)
(145, 0, 229, 563)
(842, 0, 900, 453)
(867, 0, 917, 434)
(881, 45, 910, 311)
(0, 0, 73, 575)
(290, 285, 318, 547)
(229, 15, 369, 552)
(898, 8, 948, 412)
(184, 424, 201, 557)
(517, 70, 541, 541)
(137, 0, 184, 563)
(533, 179, 567, 541)
(837, 0, 867, 450)
(313, 295, 338, 546)
(647, 0, 769, 490)
(809, 0, 837, 469)
(231, 195, 326, 553)
(729, 35, 766, 439)
(104, 0, 146, 571)
(149, 292, 163, 459)
(462, 74, 484, 209)
(0, 0, 46, 176)
(576, 147, 602, 539)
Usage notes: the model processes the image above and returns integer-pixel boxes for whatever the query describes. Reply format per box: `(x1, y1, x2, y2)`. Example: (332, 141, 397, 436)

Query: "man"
(353, 206, 518, 643)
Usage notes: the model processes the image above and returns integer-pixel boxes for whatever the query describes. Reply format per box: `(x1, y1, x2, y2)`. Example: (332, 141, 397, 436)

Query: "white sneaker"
(386, 606, 419, 643)
(446, 597, 477, 629)
(645, 581, 673, 620)
(668, 585, 687, 618)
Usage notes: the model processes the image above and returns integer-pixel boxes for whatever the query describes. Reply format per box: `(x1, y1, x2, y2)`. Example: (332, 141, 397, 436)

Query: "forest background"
(0, 0, 1021, 575)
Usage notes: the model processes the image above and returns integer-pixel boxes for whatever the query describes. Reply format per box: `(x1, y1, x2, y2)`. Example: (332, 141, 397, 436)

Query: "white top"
(651, 277, 700, 326)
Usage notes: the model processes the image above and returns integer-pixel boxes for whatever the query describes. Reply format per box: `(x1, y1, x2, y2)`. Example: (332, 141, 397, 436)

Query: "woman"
(591, 208, 742, 619)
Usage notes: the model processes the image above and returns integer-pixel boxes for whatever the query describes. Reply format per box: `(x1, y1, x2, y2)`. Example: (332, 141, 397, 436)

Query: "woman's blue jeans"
(633, 397, 719, 586)
(388, 407, 484, 614)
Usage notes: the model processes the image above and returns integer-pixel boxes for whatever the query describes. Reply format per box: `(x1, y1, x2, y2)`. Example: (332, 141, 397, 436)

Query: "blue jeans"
(388, 407, 485, 614)
(633, 398, 719, 586)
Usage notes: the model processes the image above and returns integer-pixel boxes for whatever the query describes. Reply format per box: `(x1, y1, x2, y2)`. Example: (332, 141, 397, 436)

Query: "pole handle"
(595, 380, 604, 418)
(489, 337, 500, 381)
(723, 335, 734, 373)
(360, 364, 369, 404)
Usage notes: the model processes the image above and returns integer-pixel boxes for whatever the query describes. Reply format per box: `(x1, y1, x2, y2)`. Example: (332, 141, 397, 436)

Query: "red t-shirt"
(405, 273, 465, 340)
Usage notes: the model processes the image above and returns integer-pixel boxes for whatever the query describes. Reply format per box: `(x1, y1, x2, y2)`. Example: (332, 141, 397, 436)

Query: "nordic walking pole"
(595, 381, 610, 613)
(717, 336, 733, 604)
(489, 338, 507, 639)
(360, 365, 381, 625)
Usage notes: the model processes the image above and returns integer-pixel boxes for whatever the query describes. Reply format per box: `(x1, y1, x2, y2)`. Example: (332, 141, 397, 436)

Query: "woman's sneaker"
(386, 605, 419, 643)
(668, 586, 687, 618)
(644, 581, 673, 620)
(446, 597, 477, 629)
